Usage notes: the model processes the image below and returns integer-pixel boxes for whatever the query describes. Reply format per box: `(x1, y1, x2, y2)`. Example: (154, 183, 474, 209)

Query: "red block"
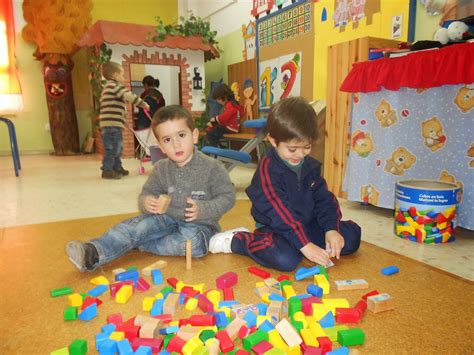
(181, 286, 200, 297)
(252, 340, 273, 354)
(107, 313, 123, 326)
(136, 277, 150, 292)
(436, 213, 447, 224)
(167, 277, 179, 289)
(235, 350, 251, 355)
(335, 307, 361, 323)
(223, 287, 235, 301)
(248, 266, 270, 279)
(115, 325, 140, 342)
(303, 346, 323, 355)
(152, 314, 173, 324)
(131, 338, 163, 353)
(396, 212, 406, 223)
(408, 207, 417, 217)
(197, 294, 214, 313)
(109, 281, 134, 298)
(167, 335, 186, 353)
(354, 299, 367, 316)
(277, 274, 290, 282)
(122, 316, 136, 327)
(216, 271, 238, 289)
(238, 325, 250, 339)
(362, 289, 379, 300)
(189, 314, 216, 326)
(316, 336, 332, 353)
(81, 296, 102, 310)
(301, 296, 321, 315)
(416, 215, 434, 225)
(216, 330, 234, 353)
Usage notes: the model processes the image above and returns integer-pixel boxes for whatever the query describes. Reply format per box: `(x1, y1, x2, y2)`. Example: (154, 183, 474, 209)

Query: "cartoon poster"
(258, 52, 302, 110)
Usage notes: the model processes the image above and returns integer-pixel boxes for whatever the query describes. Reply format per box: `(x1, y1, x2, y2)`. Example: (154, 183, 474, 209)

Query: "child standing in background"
(209, 97, 361, 271)
(99, 62, 149, 179)
(205, 83, 244, 147)
(66, 105, 235, 271)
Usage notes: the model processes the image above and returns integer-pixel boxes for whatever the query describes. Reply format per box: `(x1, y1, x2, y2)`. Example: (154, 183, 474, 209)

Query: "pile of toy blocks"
(50, 262, 395, 354)
(394, 206, 456, 243)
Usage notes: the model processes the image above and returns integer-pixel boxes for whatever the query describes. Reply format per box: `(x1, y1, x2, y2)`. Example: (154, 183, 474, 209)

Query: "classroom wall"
(3, 1, 177, 154)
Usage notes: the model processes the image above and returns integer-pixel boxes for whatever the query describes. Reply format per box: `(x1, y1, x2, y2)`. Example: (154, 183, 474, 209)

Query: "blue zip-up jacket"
(245, 148, 342, 250)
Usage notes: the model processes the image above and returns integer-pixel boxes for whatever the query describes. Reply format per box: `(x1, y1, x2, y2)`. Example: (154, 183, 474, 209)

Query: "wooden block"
(334, 279, 369, 291)
(112, 268, 127, 276)
(275, 318, 302, 347)
(139, 322, 160, 338)
(186, 240, 192, 270)
(156, 194, 171, 214)
(163, 293, 180, 315)
(266, 301, 282, 322)
(225, 317, 247, 340)
(177, 325, 201, 341)
(367, 293, 394, 313)
(142, 260, 168, 276)
(134, 314, 160, 327)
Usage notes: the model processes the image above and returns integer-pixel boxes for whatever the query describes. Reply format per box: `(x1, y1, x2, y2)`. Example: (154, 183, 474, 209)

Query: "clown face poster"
(258, 52, 302, 110)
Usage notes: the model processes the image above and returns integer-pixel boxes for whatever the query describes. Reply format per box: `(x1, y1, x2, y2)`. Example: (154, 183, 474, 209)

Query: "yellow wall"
(312, 0, 410, 100)
(414, 4, 442, 41)
(2, 1, 177, 154)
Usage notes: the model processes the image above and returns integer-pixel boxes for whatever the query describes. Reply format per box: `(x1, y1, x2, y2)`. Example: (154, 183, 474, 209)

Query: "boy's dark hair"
(102, 61, 122, 80)
(212, 83, 238, 105)
(267, 96, 318, 144)
(142, 75, 155, 87)
(151, 105, 195, 138)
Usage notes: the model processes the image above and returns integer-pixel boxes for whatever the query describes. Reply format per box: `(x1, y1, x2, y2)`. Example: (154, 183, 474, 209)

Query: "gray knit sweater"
(138, 150, 236, 232)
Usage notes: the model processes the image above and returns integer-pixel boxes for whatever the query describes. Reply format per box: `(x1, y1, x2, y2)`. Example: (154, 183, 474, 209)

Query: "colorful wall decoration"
(257, 2, 312, 47)
(258, 52, 302, 109)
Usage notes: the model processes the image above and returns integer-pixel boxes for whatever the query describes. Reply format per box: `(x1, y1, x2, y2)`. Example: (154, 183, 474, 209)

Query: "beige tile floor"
(1, 154, 473, 280)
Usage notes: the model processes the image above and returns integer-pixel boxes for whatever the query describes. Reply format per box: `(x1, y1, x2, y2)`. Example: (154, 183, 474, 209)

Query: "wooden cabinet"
(324, 37, 400, 198)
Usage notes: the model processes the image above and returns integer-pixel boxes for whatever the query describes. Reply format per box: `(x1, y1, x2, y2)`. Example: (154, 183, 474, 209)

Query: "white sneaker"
(209, 227, 250, 254)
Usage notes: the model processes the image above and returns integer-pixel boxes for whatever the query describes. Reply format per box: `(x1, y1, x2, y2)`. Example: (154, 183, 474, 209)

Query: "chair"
(0, 117, 21, 176)
(201, 117, 267, 172)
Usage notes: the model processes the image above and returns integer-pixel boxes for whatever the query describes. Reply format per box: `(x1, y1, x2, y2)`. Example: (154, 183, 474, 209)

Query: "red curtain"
(340, 43, 474, 93)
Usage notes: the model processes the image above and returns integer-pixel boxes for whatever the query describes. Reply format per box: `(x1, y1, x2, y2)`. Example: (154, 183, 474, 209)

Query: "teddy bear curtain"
(340, 44, 473, 230)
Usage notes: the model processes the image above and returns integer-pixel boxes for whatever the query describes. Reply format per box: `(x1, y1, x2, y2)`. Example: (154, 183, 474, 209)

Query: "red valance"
(340, 43, 474, 93)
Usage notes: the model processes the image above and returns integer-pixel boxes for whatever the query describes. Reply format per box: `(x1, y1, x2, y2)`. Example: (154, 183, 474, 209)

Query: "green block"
(80, 292, 88, 300)
(163, 334, 174, 349)
(50, 347, 68, 355)
(69, 339, 87, 355)
(127, 266, 137, 270)
(337, 328, 365, 346)
(225, 349, 239, 355)
(291, 320, 303, 333)
(199, 329, 216, 343)
(64, 306, 78, 321)
(50, 287, 73, 297)
(279, 280, 292, 287)
(425, 237, 435, 244)
(288, 297, 302, 317)
(242, 329, 269, 351)
(324, 325, 349, 341)
(318, 266, 329, 281)
(160, 285, 173, 296)
(265, 348, 286, 355)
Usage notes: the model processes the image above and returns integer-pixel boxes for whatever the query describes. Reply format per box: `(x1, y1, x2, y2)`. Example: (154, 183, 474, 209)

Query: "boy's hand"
(143, 103, 150, 112)
(300, 242, 331, 267)
(325, 230, 345, 259)
(143, 195, 161, 214)
(185, 198, 199, 222)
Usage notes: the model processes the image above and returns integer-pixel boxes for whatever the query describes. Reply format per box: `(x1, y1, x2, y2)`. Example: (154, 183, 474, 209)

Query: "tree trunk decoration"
(43, 61, 80, 155)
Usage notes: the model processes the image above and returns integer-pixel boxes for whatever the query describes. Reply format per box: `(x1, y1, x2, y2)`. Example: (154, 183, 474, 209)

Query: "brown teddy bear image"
(375, 99, 398, 128)
(454, 86, 474, 113)
(360, 184, 379, 205)
(384, 146, 417, 176)
(421, 117, 446, 152)
(351, 130, 374, 158)
(468, 143, 474, 168)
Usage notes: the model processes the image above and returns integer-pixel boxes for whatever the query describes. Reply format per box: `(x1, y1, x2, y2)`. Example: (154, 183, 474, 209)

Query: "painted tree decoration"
(22, 0, 92, 155)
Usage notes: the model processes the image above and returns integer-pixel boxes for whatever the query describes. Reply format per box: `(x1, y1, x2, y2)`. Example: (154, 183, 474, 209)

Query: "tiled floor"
(1, 154, 473, 280)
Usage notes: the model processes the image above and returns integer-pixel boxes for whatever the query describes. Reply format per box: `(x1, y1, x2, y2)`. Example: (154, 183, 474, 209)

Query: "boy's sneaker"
(102, 170, 122, 179)
(118, 167, 129, 176)
(209, 227, 249, 254)
(65, 241, 99, 272)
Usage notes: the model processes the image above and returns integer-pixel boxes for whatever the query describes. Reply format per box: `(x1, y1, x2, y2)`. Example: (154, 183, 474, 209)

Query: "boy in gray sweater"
(66, 105, 236, 272)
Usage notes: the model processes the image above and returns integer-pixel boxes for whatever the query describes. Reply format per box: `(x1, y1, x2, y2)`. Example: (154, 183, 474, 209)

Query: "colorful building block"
(334, 279, 368, 291)
(381, 266, 399, 276)
(295, 266, 320, 281)
(337, 328, 365, 346)
(275, 318, 302, 347)
(314, 275, 330, 294)
(116, 285, 133, 304)
(69, 339, 87, 355)
(216, 271, 238, 289)
(90, 276, 109, 285)
(248, 266, 271, 279)
(242, 329, 269, 351)
(50, 286, 73, 297)
(367, 293, 394, 313)
(78, 303, 97, 321)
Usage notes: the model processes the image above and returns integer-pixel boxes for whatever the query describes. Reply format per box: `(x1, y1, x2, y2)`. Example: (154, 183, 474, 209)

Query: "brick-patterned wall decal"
(96, 49, 195, 158)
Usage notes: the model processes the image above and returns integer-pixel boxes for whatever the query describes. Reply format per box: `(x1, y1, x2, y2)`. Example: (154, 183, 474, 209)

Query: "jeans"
(101, 126, 123, 172)
(206, 125, 231, 147)
(90, 214, 214, 270)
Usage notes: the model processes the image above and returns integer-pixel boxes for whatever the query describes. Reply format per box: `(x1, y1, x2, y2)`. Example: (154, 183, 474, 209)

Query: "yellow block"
(282, 285, 296, 299)
(438, 222, 447, 230)
(442, 232, 451, 243)
(322, 298, 349, 314)
(200, 326, 218, 334)
(206, 290, 221, 308)
(293, 312, 308, 329)
(287, 344, 302, 355)
(256, 281, 265, 288)
(68, 293, 83, 307)
(116, 285, 133, 304)
(300, 328, 319, 347)
(396, 225, 415, 235)
(261, 294, 271, 304)
(405, 216, 420, 229)
(268, 329, 288, 351)
(169, 320, 179, 327)
(182, 336, 203, 355)
(90, 276, 109, 285)
(154, 293, 164, 300)
(311, 304, 329, 320)
(314, 275, 330, 294)
(143, 296, 155, 312)
(216, 307, 231, 318)
(444, 206, 455, 217)
(185, 297, 198, 311)
(109, 331, 125, 341)
(307, 317, 326, 337)
(192, 283, 205, 293)
(324, 325, 349, 342)
(257, 315, 272, 327)
(176, 281, 185, 292)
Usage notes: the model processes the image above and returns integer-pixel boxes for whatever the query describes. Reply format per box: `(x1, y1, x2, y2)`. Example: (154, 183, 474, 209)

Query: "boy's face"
(268, 135, 312, 166)
(112, 68, 125, 82)
(155, 119, 199, 167)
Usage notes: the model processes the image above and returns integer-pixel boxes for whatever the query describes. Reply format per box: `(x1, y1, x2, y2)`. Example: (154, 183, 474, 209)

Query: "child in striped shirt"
(99, 62, 149, 179)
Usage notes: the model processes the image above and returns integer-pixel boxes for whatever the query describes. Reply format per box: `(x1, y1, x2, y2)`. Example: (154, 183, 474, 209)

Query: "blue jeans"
(89, 214, 214, 270)
(101, 127, 123, 172)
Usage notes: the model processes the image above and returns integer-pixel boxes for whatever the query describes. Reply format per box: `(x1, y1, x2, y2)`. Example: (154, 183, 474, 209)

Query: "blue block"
(327, 346, 350, 355)
(307, 284, 323, 298)
(381, 266, 400, 276)
(159, 325, 179, 335)
(178, 293, 186, 305)
(115, 270, 139, 282)
(158, 352, 170, 355)
(256, 303, 268, 316)
(258, 320, 275, 332)
(293, 294, 311, 299)
(135, 346, 152, 355)
(99, 339, 117, 355)
(243, 310, 257, 327)
(268, 293, 285, 302)
(78, 303, 97, 321)
(319, 311, 335, 328)
(295, 266, 320, 281)
(101, 323, 116, 335)
(214, 311, 228, 327)
(117, 339, 133, 355)
(88, 284, 108, 297)
(150, 299, 164, 316)
(95, 333, 109, 351)
(151, 269, 163, 285)
(219, 300, 239, 308)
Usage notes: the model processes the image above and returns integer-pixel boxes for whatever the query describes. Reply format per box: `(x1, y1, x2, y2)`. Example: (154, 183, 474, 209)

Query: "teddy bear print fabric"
(343, 83, 473, 230)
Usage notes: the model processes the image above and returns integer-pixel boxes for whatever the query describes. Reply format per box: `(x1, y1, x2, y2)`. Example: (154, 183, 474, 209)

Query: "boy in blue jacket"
(209, 96, 361, 271)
